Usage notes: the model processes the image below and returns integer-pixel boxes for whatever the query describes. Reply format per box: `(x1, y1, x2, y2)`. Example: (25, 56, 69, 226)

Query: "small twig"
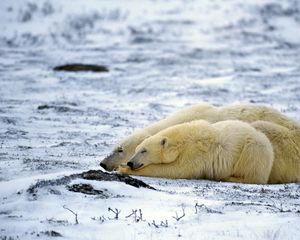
(269, 200, 291, 213)
(108, 207, 121, 219)
(195, 203, 222, 214)
(226, 201, 293, 213)
(91, 216, 106, 223)
(125, 209, 144, 222)
(63, 205, 78, 224)
(126, 209, 137, 222)
(126, 209, 137, 219)
(172, 207, 185, 221)
(195, 203, 198, 214)
(160, 220, 168, 228)
(150, 220, 159, 228)
(138, 209, 144, 221)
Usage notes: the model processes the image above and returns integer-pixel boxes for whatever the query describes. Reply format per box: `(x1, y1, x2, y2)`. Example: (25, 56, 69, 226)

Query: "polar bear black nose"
(127, 161, 134, 169)
(100, 162, 107, 170)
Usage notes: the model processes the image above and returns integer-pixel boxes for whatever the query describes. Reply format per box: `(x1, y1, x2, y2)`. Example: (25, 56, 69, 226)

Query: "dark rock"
(53, 64, 109, 72)
(37, 104, 52, 110)
(37, 104, 82, 113)
(27, 169, 154, 198)
(81, 170, 155, 189)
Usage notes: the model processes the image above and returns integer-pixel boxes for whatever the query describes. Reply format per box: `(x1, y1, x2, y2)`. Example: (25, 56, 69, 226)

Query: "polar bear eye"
(141, 148, 147, 154)
(117, 147, 123, 153)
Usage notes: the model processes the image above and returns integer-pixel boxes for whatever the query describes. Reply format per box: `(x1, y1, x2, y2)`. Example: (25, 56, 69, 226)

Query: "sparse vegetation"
(63, 205, 79, 225)
(108, 207, 121, 220)
(172, 207, 186, 221)
(126, 209, 144, 222)
(195, 203, 223, 214)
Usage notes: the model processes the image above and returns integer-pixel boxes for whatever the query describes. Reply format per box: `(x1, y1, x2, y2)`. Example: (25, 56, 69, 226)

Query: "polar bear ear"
(160, 138, 168, 147)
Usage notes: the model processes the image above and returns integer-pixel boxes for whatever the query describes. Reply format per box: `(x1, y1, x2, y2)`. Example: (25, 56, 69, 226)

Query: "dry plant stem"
(108, 207, 121, 219)
(63, 205, 78, 225)
(172, 207, 185, 221)
(195, 203, 223, 214)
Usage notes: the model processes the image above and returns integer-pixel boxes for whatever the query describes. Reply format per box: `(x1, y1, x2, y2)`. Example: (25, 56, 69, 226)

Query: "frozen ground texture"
(0, 0, 300, 239)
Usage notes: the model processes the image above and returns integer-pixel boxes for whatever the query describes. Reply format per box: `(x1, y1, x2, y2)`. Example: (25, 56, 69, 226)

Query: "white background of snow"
(0, 0, 300, 239)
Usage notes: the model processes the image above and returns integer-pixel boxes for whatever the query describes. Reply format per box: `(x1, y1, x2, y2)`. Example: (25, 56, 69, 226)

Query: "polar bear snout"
(127, 151, 146, 170)
(127, 161, 144, 170)
(100, 162, 107, 170)
(100, 154, 119, 171)
(127, 161, 134, 168)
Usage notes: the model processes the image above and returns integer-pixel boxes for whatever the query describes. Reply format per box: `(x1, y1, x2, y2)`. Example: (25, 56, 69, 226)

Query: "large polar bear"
(251, 121, 300, 183)
(119, 120, 274, 184)
(100, 103, 300, 171)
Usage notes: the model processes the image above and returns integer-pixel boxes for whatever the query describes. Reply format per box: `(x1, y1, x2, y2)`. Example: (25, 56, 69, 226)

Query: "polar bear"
(251, 121, 300, 183)
(100, 103, 299, 171)
(119, 120, 274, 184)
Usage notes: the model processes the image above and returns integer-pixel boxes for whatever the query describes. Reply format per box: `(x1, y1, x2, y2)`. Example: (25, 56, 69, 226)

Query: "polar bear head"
(126, 120, 212, 170)
(100, 129, 151, 171)
(126, 132, 180, 170)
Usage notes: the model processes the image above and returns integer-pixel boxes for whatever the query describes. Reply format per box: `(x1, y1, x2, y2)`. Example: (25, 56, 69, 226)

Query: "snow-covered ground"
(0, 0, 300, 239)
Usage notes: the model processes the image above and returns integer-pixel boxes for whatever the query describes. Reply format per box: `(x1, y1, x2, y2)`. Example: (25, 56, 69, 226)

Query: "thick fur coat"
(101, 103, 300, 172)
(120, 120, 276, 184)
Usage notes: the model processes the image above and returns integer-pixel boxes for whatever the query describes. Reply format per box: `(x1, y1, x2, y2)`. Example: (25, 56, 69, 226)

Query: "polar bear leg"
(251, 120, 300, 183)
(224, 176, 248, 183)
(118, 162, 193, 179)
(230, 137, 274, 184)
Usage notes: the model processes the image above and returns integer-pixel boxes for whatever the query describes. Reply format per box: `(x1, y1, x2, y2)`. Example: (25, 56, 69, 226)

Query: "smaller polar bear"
(119, 120, 274, 184)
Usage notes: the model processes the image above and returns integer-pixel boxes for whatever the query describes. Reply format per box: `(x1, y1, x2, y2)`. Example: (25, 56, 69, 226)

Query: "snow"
(1, 176, 299, 239)
(1, 0, 300, 239)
